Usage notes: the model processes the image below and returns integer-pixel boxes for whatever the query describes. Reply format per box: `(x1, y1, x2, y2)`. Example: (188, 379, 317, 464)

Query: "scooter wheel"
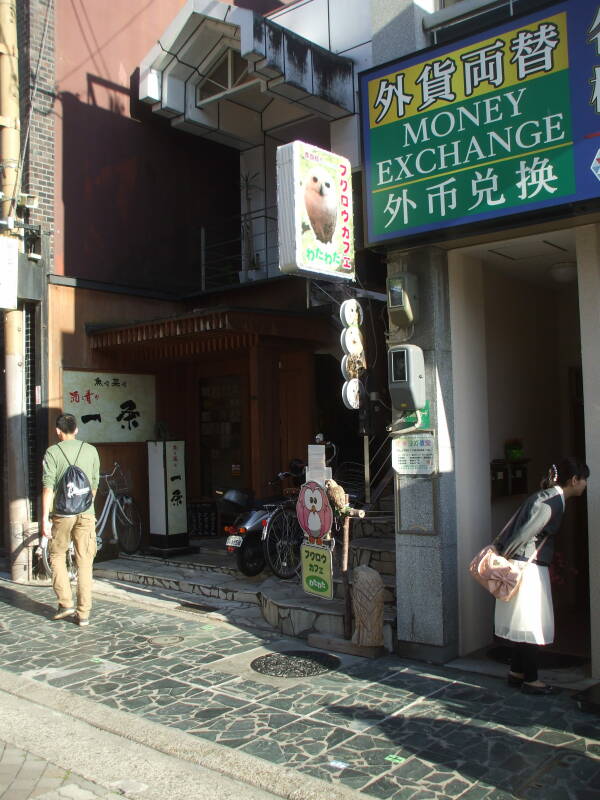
(236, 535, 266, 576)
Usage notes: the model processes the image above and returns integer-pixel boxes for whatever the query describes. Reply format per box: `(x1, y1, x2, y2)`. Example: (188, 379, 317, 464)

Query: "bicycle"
(40, 462, 142, 580)
(261, 437, 339, 580)
(261, 493, 304, 580)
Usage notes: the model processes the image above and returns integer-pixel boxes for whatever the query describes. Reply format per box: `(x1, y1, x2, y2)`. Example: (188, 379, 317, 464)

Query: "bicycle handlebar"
(99, 462, 120, 480)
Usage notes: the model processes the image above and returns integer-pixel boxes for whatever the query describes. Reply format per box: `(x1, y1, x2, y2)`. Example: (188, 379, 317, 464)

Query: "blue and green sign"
(359, 0, 600, 244)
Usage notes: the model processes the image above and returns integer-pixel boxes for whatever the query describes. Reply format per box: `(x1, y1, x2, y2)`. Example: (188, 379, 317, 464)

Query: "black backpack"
(54, 442, 93, 516)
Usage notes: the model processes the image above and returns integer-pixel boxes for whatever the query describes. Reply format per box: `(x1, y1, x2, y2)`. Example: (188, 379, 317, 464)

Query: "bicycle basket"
(106, 464, 129, 494)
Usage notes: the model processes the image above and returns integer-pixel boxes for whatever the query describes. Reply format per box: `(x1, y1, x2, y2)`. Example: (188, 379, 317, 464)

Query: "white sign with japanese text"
(165, 441, 187, 534)
(277, 141, 355, 279)
(392, 433, 435, 475)
(0, 237, 18, 310)
(63, 371, 156, 443)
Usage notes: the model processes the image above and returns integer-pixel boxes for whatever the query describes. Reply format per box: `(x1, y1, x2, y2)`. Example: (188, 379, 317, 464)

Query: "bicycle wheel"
(41, 541, 78, 582)
(263, 508, 304, 579)
(112, 495, 142, 554)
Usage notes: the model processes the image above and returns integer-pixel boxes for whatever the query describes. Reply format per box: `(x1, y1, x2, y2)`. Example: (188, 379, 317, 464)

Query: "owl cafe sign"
(277, 141, 355, 280)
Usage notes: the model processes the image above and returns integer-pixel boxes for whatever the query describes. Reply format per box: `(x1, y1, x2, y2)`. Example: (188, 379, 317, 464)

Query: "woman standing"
(494, 457, 589, 695)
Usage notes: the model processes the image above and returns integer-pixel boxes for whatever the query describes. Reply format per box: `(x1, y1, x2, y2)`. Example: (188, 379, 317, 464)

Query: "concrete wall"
(391, 247, 458, 663)
(448, 252, 493, 656)
(371, 0, 430, 61)
(575, 224, 600, 679)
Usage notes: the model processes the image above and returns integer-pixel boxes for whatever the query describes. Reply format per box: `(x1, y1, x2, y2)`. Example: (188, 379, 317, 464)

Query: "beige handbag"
(469, 537, 547, 602)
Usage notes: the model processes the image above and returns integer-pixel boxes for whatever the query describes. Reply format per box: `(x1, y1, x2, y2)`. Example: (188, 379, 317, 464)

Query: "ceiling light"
(548, 261, 577, 284)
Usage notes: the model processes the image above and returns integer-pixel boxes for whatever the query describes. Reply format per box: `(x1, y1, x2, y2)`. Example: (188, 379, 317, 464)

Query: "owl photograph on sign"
(303, 166, 338, 244)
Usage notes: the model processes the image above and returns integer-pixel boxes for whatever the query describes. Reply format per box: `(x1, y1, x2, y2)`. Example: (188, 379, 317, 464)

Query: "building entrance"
(479, 231, 589, 660)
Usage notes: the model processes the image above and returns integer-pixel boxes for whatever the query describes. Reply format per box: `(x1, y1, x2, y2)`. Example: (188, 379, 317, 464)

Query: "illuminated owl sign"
(277, 140, 354, 280)
(296, 481, 333, 540)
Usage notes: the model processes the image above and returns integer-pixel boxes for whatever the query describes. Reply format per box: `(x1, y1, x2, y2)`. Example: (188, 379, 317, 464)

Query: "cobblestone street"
(1, 578, 599, 800)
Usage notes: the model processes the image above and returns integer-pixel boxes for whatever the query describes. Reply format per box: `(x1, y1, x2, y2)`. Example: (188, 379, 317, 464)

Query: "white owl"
(303, 167, 338, 244)
(304, 486, 324, 534)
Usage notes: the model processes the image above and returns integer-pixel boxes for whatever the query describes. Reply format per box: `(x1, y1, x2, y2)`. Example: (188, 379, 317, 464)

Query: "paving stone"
(2, 578, 600, 800)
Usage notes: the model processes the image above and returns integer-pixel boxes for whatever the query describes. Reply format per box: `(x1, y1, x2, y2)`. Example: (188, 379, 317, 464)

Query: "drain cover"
(148, 635, 184, 646)
(250, 650, 341, 677)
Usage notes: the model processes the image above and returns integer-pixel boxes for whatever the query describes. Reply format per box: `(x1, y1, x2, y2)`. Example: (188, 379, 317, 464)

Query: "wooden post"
(341, 493, 352, 640)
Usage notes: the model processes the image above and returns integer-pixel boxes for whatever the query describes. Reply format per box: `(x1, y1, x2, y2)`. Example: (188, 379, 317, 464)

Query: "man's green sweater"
(42, 440, 100, 517)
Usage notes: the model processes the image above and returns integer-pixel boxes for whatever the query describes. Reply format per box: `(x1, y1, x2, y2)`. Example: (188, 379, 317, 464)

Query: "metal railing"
(199, 205, 279, 293)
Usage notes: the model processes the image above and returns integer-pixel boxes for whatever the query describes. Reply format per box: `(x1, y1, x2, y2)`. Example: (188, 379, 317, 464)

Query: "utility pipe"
(0, 0, 29, 581)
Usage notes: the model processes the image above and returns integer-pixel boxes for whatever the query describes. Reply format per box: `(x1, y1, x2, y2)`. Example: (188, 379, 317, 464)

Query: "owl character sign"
(296, 481, 333, 541)
(276, 140, 355, 279)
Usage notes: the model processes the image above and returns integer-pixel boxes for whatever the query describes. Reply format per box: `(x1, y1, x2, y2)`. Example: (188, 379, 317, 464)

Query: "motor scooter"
(223, 460, 304, 576)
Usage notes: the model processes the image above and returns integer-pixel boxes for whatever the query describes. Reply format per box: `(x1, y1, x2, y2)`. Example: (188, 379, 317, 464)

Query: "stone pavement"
(0, 738, 122, 800)
(0, 576, 599, 800)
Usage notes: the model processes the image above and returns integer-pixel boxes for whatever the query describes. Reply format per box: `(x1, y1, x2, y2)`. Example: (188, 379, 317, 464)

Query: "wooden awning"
(88, 307, 332, 361)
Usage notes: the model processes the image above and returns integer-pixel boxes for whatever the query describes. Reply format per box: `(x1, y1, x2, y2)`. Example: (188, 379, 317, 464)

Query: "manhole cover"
(148, 635, 184, 646)
(250, 650, 341, 677)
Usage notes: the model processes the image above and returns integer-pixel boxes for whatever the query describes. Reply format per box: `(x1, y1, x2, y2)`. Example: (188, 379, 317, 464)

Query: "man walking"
(42, 413, 100, 626)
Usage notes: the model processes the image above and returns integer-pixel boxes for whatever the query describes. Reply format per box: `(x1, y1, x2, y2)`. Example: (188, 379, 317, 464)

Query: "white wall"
(483, 270, 562, 534)
(448, 252, 493, 656)
(575, 224, 600, 679)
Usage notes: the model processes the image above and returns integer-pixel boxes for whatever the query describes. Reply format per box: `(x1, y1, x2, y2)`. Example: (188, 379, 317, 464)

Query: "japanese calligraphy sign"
(63, 371, 156, 443)
(165, 441, 187, 534)
(359, 0, 600, 244)
(277, 140, 355, 279)
(301, 543, 334, 599)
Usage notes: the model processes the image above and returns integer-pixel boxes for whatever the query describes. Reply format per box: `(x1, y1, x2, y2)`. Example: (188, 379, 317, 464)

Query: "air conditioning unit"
(18, 193, 38, 209)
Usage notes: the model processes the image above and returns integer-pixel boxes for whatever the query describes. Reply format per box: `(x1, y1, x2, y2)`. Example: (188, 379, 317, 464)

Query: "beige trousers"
(49, 514, 96, 618)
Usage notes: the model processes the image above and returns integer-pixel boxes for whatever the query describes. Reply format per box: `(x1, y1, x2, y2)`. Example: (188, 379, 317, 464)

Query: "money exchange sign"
(359, 0, 600, 243)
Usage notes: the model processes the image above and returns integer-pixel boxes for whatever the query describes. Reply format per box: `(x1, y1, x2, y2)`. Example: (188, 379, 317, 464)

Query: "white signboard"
(277, 140, 355, 279)
(0, 237, 18, 310)
(305, 444, 331, 486)
(63, 371, 156, 443)
(392, 433, 435, 475)
(166, 441, 187, 534)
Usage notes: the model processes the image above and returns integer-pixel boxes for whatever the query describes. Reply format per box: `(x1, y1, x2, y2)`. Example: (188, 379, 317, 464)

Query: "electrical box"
(388, 344, 426, 411)
(387, 273, 419, 326)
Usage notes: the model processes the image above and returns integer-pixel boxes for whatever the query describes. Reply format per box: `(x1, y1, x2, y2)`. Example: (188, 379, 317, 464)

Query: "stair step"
(120, 551, 242, 576)
(350, 537, 395, 551)
(259, 576, 396, 652)
(93, 557, 264, 605)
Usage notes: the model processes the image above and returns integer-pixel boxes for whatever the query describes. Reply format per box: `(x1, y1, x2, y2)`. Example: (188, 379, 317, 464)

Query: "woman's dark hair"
(541, 457, 590, 489)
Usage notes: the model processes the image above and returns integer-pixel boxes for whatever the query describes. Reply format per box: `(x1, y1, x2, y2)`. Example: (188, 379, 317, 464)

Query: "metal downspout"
(0, 0, 29, 581)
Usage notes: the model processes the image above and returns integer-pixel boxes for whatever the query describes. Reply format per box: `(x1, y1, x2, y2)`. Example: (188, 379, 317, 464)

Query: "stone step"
(351, 515, 395, 539)
(117, 550, 243, 577)
(259, 576, 396, 652)
(93, 557, 264, 605)
(350, 536, 396, 576)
